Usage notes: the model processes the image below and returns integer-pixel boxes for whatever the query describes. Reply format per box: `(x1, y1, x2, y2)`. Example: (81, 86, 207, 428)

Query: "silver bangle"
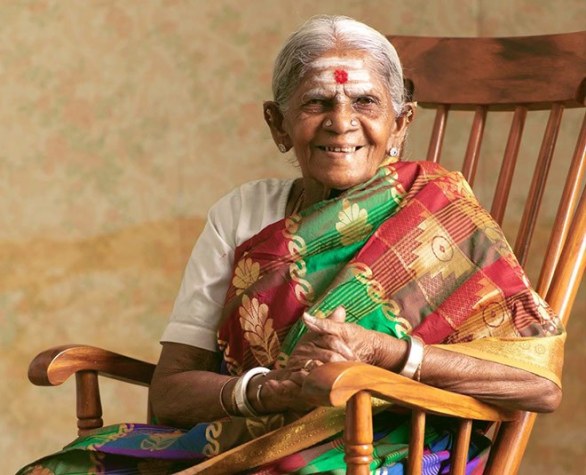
(233, 367, 270, 417)
(399, 335, 425, 379)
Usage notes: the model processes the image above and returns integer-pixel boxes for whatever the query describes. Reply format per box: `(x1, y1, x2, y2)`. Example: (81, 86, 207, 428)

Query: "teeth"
(324, 146, 357, 153)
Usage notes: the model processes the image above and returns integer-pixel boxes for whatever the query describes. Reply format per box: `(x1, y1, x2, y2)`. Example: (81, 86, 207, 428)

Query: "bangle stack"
(233, 367, 270, 417)
(399, 334, 425, 381)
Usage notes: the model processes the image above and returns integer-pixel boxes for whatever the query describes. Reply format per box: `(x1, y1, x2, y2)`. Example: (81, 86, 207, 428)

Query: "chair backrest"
(386, 32, 586, 474)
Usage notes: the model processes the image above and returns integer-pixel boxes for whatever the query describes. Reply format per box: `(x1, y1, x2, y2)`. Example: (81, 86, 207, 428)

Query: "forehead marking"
(334, 70, 348, 84)
(305, 56, 377, 100)
(311, 57, 364, 70)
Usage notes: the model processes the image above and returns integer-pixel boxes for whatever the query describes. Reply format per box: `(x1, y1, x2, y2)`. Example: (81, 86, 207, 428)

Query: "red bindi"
(334, 69, 348, 84)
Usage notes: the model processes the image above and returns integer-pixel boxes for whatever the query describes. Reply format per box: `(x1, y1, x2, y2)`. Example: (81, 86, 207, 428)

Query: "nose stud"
(324, 119, 333, 128)
(350, 118, 358, 126)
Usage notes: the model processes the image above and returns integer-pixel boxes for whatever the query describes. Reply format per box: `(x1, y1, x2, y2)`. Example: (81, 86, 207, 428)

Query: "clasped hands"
(253, 306, 393, 414)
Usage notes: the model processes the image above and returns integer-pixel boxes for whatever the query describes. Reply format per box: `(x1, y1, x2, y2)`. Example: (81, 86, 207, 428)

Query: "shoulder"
(209, 178, 292, 215)
(208, 178, 294, 247)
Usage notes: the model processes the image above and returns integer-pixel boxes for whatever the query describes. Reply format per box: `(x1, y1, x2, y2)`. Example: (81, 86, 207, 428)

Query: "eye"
(355, 96, 376, 106)
(302, 98, 331, 112)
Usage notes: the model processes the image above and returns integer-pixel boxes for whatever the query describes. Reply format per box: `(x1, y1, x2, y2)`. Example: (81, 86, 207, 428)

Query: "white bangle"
(399, 335, 425, 380)
(233, 367, 270, 417)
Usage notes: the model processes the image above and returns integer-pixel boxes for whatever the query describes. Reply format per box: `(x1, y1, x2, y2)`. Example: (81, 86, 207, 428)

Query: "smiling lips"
(318, 145, 363, 153)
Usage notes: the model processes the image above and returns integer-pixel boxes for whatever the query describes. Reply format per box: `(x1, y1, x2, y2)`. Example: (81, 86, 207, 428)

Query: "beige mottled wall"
(1, 1, 583, 473)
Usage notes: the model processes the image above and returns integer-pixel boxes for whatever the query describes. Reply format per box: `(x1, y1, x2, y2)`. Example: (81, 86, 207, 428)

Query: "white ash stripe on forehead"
(309, 57, 365, 70)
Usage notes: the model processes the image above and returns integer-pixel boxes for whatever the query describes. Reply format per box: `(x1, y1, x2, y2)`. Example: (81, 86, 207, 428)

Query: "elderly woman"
(20, 15, 563, 475)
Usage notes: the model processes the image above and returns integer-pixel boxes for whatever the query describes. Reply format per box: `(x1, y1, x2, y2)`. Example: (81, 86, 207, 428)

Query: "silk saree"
(19, 160, 564, 475)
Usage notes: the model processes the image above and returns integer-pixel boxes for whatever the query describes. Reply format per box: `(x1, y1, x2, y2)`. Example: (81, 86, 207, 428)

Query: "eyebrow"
(303, 85, 377, 100)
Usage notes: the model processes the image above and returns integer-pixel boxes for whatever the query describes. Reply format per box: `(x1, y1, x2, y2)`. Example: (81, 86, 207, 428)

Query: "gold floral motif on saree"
(238, 295, 280, 366)
(335, 199, 373, 245)
(232, 257, 261, 295)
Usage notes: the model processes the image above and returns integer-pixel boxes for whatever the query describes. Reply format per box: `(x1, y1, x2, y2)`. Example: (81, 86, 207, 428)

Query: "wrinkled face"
(282, 49, 404, 190)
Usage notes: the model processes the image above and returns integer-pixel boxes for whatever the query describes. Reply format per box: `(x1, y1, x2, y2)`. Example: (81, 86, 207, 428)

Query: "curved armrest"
(28, 344, 156, 387)
(303, 361, 518, 422)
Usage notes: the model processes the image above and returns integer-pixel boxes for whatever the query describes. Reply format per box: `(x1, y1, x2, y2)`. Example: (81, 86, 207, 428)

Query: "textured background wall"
(1, 1, 584, 473)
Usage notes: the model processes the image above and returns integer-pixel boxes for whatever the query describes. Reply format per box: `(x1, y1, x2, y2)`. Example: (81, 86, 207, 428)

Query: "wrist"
(372, 332, 409, 370)
(399, 335, 425, 380)
(246, 374, 267, 415)
(233, 367, 270, 417)
(220, 377, 239, 416)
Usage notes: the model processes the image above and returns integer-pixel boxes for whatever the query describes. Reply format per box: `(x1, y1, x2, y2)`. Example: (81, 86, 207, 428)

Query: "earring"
(277, 144, 287, 153)
(389, 146, 399, 157)
(323, 119, 333, 128)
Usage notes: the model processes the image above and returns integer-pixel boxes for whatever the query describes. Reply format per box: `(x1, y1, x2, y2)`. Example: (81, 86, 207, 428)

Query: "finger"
(328, 306, 346, 323)
(303, 312, 343, 335)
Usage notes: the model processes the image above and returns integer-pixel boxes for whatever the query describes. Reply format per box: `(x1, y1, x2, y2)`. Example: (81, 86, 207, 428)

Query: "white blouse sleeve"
(160, 178, 293, 351)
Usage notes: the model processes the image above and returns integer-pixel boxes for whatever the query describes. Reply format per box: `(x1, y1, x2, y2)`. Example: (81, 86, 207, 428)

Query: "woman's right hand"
(248, 367, 314, 415)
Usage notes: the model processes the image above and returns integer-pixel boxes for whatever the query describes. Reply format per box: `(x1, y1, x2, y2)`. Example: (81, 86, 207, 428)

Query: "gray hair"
(272, 15, 405, 115)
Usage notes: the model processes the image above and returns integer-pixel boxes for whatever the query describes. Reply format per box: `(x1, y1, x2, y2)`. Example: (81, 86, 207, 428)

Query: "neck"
(300, 177, 345, 210)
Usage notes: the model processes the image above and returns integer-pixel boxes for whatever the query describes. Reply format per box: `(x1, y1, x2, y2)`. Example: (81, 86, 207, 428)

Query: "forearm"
(150, 342, 237, 427)
(150, 342, 311, 427)
(150, 368, 236, 427)
(420, 346, 560, 412)
(374, 334, 561, 413)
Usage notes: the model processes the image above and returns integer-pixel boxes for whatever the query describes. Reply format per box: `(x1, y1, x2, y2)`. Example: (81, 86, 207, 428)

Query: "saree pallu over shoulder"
(218, 160, 565, 386)
(19, 160, 565, 474)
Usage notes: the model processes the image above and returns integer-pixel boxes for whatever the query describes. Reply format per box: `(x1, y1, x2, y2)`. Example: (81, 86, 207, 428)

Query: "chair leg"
(344, 391, 373, 475)
(75, 370, 103, 435)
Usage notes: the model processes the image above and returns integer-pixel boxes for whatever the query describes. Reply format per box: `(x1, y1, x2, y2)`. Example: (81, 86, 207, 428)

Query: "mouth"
(317, 145, 363, 153)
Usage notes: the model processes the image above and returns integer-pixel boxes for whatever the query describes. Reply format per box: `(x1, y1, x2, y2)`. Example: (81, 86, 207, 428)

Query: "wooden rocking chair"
(29, 31, 586, 474)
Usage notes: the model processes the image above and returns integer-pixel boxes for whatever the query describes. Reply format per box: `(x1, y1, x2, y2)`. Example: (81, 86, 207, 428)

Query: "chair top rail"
(388, 32, 586, 109)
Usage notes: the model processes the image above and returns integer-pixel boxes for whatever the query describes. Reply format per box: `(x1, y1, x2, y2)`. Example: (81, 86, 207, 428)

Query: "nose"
(322, 102, 358, 133)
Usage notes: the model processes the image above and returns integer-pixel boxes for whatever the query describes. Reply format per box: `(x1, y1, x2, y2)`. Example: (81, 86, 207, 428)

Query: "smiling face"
(274, 49, 407, 193)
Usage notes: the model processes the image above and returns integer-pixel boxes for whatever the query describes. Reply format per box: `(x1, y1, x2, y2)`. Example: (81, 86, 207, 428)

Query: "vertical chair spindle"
(450, 419, 473, 475)
(461, 105, 488, 186)
(407, 409, 426, 475)
(426, 105, 450, 163)
(491, 106, 527, 225)
(537, 112, 586, 295)
(514, 104, 564, 265)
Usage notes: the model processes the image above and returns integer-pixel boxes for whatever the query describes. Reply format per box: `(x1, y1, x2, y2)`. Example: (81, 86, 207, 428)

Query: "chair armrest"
(28, 344, 156, 387)
(302, 361, 518, 422)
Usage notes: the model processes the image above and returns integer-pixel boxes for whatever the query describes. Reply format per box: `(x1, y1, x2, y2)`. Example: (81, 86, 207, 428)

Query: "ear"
(263, 101, 292, 151)
(387, 101, 417, 151)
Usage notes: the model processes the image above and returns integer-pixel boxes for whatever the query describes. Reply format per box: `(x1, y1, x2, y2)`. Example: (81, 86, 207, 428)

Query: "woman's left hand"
(287, 306, 382, 369)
